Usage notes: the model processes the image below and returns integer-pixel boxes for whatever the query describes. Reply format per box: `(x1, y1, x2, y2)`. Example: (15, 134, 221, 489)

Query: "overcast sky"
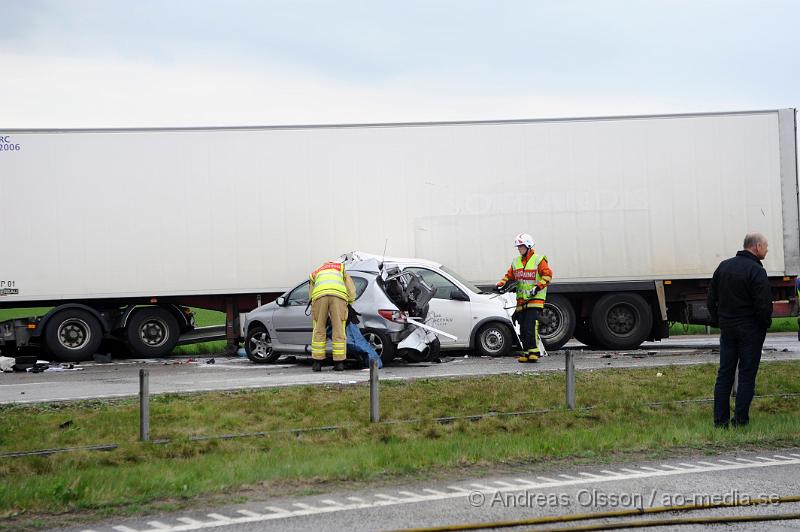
(1, 0, 797, 127)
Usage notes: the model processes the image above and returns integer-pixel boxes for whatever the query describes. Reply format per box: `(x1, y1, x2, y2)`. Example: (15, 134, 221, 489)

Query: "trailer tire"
(126, 307, 180, 357)
(245, 324, 280, 363)
(44, 309, 103, 362)
(363, 329, 396, 364)
(475, 322, 513, 357)
(590, 293, 652, 350)
(540, 295, 576, 351)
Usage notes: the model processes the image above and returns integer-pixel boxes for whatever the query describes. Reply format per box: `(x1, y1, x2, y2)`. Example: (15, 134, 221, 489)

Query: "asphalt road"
(2, 333, 799, 405)
(57, 447, 800, 532)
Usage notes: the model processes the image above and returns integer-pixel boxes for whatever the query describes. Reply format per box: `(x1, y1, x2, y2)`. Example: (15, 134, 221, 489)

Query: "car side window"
(351, 276, 368, 300)
(286, 281, 310, 306)
(404, 267, 465, 301)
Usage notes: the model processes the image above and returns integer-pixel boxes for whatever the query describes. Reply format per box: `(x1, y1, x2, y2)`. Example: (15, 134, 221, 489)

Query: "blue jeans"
(713, 322, 766, 426)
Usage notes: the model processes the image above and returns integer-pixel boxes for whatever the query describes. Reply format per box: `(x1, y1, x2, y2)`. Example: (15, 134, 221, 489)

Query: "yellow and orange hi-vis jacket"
(497, 249, 553, 310)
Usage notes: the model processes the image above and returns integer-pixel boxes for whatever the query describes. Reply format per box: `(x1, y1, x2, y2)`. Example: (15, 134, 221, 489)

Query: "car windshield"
(440, 265, 484, 294)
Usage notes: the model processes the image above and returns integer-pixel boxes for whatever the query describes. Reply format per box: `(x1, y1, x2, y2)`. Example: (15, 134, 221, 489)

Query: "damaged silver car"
(243, 255, 443, 365)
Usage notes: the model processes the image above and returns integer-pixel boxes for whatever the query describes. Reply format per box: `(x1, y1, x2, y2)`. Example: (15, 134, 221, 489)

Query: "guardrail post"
(369, 358, 379, 422)
(139, 369, 150, 441)
(565, 349, 576, 410)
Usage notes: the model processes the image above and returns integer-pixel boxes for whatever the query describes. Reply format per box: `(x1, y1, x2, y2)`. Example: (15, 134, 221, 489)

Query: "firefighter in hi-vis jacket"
(309, 260, 356, 372)
(496, 233, 553, 363)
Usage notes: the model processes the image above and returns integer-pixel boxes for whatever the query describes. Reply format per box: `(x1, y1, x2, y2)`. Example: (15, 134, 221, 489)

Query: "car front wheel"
(474, 322, 513, 357)
(245, 324, 280, 363)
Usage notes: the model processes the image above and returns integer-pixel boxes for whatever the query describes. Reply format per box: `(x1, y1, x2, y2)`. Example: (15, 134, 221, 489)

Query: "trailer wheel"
(44, 309, 103, 362)
(540, 295, 576, 351)
(590, 293, 653, 350)
(363, 329, 396, 364)
(245, 324, 280, 363)
(126, 307, 180, 357)
(475, 322, 513, 357)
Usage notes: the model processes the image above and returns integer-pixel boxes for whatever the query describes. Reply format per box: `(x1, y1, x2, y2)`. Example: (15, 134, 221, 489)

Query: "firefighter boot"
(312, 360, 322, 372)
(333, 361, 345, 371)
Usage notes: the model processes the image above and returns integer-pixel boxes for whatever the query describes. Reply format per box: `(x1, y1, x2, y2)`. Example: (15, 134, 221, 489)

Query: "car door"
(271, 281, 313, 347)
(402, 267, 472, 348)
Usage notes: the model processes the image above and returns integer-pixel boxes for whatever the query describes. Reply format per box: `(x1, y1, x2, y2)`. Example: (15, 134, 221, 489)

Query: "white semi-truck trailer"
(1, 109, 797, 360)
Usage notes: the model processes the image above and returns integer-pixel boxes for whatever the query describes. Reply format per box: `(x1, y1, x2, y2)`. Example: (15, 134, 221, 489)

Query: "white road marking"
(291, 502, 317, 510)
(320, 499, 343, 506)
(206, 514, 233, 522)
(95, 454, 800, 531)
(263, 506, 290, 514)
(175, 518, 204, 525)
(235, 510, 262, 518)
(146, 521, 171, 529)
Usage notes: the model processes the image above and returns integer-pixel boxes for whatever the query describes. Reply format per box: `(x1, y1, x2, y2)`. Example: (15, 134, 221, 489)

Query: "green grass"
(669, 317, 799, 336)
(1, 362, 799, 527)
(0, 307, 225, 327)
(0, 308, 52, 321)
(171, 309, 226, 356)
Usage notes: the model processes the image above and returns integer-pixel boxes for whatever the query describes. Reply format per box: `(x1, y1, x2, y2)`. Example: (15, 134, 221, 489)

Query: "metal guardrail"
(4, 354, 795, 459)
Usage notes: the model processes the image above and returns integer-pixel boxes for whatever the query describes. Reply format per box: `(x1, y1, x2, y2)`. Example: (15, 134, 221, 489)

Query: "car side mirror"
(450, 288, 469, 301)
(276, 296, 286, 306)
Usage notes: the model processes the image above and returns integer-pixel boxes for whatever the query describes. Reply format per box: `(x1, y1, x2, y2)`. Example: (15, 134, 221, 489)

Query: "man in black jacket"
(707, 232, 772, 428)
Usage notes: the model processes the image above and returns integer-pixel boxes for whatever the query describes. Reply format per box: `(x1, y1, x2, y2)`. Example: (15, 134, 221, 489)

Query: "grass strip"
(1, 362, 799, 526)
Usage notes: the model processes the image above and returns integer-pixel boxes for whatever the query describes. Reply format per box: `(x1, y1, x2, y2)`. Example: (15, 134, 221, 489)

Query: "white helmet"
(514, 233, 535, 248)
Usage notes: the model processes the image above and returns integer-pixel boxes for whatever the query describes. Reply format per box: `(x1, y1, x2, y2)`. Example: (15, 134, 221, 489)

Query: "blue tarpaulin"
(347, 324, 383, 369)
(326, 323, 383, 369)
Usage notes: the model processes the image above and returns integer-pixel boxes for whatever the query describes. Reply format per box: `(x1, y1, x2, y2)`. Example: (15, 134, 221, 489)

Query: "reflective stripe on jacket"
(498, 249, 553, 310)
(512, 253, 548, 305)
(310, 262, 350, 302)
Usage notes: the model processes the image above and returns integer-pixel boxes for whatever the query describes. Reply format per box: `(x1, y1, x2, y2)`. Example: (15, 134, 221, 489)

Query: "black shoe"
(714, 421, 729, 429)
(312, 360, 322, 372)
(731, 419, 749, 428)
(333, 361, 345, 371)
